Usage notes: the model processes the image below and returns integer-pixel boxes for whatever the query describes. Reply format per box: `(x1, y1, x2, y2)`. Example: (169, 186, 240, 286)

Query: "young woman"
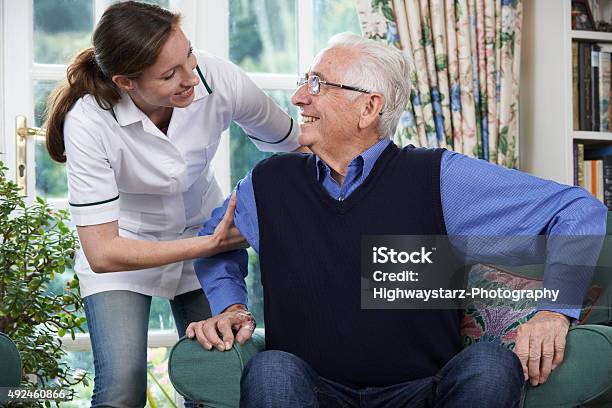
(45, 1, 299, 406)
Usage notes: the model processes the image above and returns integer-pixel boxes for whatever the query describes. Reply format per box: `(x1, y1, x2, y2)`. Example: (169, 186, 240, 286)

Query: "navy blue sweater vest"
(252, 143, 463, 387)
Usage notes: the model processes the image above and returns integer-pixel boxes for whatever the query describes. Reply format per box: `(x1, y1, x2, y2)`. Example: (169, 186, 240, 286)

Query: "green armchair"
(169, 216, 612, 408)
(0, 332, 22, 404)
(169, 325, 611, 408)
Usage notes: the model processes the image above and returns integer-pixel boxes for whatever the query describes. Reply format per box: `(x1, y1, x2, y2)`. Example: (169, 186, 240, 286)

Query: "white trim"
(3, 0, 33, 189)
(298, 0, 314, 74)
(194, 0, 232, 196)
(94, 0, 113, 22)
(31, 63, 67, 81)
(172, 0, 196, 44)
(249, 73, 297, 90)
(573, 131, 612, 142)
(47, 197, 69, 211)
(61, 331, 179, 353)
(571, 30, 612, 42)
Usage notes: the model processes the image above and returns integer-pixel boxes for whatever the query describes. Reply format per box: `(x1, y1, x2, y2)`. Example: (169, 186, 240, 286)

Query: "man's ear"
(358, 93, 385, 130)
(112, 75, 135, 91)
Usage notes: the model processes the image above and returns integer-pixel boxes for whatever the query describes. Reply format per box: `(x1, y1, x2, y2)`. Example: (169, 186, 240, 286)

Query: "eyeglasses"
(297, 74, 371, 95)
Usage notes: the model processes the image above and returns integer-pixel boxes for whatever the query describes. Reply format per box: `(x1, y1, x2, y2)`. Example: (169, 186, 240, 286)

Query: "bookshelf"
(571, 30, 612, 42)
(574, 131, 612, 141)
(521, 0, 612, 185)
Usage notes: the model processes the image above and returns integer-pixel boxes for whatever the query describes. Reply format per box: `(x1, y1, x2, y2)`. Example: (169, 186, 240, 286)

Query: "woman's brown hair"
(45, 1, 181, 162)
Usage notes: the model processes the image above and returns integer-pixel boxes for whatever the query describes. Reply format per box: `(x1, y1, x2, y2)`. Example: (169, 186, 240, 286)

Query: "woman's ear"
(358, 93, 385, 130)
(112, 75, 135, 91)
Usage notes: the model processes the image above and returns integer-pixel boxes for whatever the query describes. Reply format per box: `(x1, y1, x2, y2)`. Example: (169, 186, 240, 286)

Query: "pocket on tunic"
(119, 194, 168, 233)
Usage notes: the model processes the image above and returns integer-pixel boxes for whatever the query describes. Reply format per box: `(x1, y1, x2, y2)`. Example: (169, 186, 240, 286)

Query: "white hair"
(327, 32, 412, 138)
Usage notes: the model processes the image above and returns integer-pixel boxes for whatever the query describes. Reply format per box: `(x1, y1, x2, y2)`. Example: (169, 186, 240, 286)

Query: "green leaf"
(435, 54, 448, 71)
(499, 126, 509, 154)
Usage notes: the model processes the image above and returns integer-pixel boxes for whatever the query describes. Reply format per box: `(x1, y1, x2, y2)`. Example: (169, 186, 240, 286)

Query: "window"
(24, 0, 360, 403)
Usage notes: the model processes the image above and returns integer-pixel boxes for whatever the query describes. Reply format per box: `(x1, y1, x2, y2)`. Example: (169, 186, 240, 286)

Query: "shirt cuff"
(69, 196, 120, 226)
(206, 281, 249, 316)
(249, 117, 301, 153)
(536, 307, 581, 321)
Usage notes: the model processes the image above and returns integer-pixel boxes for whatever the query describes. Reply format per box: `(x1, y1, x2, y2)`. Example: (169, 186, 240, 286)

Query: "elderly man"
(189, 33, 606, 407)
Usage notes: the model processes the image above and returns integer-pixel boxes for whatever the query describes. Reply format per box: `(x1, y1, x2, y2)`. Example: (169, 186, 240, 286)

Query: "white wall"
(519, 0, 572, 184)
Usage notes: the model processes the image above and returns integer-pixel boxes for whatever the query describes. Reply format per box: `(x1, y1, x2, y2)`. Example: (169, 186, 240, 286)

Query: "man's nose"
(291, 83, 311, 107)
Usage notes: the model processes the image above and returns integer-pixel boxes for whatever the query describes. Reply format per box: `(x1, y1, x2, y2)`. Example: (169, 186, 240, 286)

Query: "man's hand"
(514, 311, 570, 386)
(185, 304, 256, 351)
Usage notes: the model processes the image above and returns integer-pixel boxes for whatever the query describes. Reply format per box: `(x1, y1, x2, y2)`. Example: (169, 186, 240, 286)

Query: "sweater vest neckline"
(307, 142, 400, 214)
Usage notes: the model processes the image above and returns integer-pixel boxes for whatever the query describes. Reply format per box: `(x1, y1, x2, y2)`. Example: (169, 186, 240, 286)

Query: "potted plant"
(0, 162, 88, 407)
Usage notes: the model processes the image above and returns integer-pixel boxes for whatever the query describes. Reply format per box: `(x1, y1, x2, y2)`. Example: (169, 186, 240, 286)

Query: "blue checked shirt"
(195, 138, 608, 319)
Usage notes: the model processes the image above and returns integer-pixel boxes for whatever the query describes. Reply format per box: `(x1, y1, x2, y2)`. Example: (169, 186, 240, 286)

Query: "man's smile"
(300, 114, 320, 123)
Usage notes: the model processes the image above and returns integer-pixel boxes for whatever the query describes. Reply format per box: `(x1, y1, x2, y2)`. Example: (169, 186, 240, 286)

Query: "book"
(599, 51, 611, 131)
(573, 42, 580, 130)
(592, 45, 600, 131)
(597, 44, 612, 131)
(604, 156, 612, 209)
(584, 159, 592, 192)
(582, 146, 612, 208)
(579, 42, 593, 131)
(596, 159, 604, 202)
(578, 143, 585, 187)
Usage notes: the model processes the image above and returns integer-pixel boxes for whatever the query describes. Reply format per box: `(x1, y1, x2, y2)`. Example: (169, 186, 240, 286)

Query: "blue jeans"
(84, 289, 211, 408)
(240, 342, 525, 408)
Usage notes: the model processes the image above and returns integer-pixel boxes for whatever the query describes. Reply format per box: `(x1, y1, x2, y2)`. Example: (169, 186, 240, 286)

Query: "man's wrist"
(535, 310, 571, 324)
(223, 303, 248, 313)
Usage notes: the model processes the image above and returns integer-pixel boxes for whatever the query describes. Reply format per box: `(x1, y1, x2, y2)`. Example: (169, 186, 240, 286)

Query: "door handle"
(15, 115, 46, 196)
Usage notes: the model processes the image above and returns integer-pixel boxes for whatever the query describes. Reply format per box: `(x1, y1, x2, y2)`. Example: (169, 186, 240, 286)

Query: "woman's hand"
(211, 192, 249, 252)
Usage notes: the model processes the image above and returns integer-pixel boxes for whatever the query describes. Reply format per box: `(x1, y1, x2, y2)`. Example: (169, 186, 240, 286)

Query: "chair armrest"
(0, 332, 22, 404)
(524, 325, 612, 408)
(168, 328, 265, 408)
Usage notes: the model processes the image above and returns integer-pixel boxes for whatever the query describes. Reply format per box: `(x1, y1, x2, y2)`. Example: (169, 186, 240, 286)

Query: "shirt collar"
(113, 91, 147, 126)
(315, 137, 392, 181)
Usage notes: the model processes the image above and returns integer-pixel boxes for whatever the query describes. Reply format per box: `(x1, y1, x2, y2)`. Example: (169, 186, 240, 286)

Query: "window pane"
(33, 0, 94, 64)
(313, 0, 361, 55)
(60, 351, 94, 407)
(229, 0, 298, 74)
(149, 297, 176, 332)
(230, 89, 298, 185)
(111, 0, 170, 8)
(34, 80, 68, 199)
(146, 347, 177, 407)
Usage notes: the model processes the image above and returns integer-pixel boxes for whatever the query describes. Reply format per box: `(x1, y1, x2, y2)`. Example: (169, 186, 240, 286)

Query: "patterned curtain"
(355, 0, 522, 168)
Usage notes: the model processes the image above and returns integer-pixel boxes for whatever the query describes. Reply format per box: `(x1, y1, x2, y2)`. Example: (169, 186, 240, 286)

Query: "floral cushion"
(461, 264, 603, 350)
